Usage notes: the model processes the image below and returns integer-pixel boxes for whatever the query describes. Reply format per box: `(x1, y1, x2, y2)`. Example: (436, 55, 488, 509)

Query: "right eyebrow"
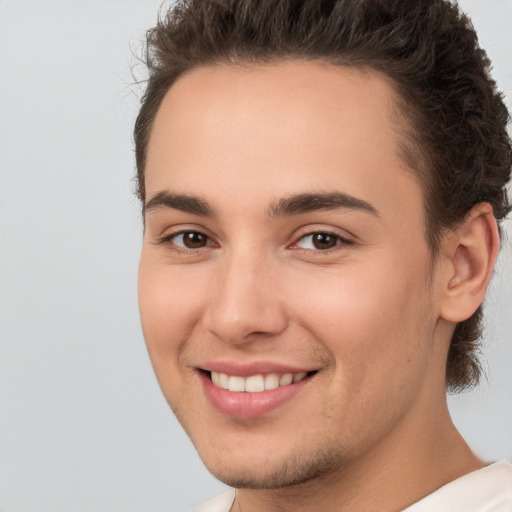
(144, 191, 215, 217)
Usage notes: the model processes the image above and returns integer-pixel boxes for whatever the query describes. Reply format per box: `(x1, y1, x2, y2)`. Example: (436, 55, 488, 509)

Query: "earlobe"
(439, 203, 500, 323)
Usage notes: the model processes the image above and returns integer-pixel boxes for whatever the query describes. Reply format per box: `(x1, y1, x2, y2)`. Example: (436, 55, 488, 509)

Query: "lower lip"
(200, 372, 312, 419)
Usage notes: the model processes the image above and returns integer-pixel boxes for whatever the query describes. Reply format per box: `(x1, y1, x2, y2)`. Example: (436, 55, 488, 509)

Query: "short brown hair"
(134, 0, 511, 391)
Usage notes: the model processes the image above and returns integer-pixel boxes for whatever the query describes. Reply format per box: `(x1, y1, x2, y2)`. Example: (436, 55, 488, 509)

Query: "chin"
(199, 442, 345, 490)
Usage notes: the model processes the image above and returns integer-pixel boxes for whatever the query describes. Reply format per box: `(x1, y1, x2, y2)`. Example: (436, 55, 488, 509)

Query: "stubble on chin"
(201, 439, 346, 490)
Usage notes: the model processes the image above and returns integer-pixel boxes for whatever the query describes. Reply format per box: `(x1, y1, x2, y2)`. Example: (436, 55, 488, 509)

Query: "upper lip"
(198, 360, 318, 376)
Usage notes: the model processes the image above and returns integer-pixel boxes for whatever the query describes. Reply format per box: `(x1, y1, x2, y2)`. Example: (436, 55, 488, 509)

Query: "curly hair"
(134, 0, 511, 391)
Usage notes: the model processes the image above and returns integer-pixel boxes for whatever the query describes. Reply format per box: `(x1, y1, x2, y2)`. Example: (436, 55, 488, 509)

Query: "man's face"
(138, 61, 449, 488)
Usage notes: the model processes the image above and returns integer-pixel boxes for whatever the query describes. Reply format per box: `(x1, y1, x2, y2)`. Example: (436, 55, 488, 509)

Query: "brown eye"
(311, 233, 337, 249)
(181, 232, 208, 249)
(294, 232, 349, 251)
(162, 231, 210, 249)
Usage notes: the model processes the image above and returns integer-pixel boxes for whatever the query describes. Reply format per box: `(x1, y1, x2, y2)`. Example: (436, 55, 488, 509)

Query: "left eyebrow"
(268, 192, 379, 218)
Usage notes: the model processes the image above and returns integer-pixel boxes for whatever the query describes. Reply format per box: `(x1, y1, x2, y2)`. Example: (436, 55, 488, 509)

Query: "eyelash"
(156, 230, 216, 253)
(291, 231, 354, 252)
(156, 229, 353, 254)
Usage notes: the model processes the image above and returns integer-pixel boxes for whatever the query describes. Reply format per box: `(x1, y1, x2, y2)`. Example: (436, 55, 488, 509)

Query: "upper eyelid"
(155, 224, 212, 239)
(292, 226, 355, 242)
(299, 229, 351, 239)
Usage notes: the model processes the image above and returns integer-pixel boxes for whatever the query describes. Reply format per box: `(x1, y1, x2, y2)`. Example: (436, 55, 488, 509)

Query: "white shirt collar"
(404, 461, 512, 511)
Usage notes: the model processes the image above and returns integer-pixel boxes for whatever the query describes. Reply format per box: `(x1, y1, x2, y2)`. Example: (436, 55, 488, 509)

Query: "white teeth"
(245, 374, 265, 392)
(264, 373, 280, 390)
(210, 371, 310, 392)
(228, 376, 245, 392)
(279, 373, 294, 386)
(219, 372, 229, 389)
(293, 372, 307, 383)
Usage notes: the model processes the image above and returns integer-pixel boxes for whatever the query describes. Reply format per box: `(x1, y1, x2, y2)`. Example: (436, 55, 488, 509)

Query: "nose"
(202, 251, 288, 345)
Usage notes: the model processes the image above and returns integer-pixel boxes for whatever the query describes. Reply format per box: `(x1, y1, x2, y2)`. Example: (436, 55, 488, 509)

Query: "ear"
(439, 203, 500, 323)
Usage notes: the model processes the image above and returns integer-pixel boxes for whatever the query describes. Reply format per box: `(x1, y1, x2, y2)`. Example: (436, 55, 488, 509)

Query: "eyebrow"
(145, 191, 215, 217)
(144, 190, 378, 218)
(268, 192, 379, 218)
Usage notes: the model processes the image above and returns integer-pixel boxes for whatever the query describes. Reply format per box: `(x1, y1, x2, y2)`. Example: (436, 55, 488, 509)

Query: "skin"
(138, 61, 498, 511)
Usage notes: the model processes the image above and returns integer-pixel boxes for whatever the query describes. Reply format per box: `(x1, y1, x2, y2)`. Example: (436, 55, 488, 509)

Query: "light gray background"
(0, 1, 511, 511)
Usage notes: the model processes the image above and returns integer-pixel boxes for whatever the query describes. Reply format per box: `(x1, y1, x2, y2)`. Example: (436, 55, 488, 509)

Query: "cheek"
(289, 254, 434, 380)
(137, 253, 205, 364)
(286, 257, 435, 449)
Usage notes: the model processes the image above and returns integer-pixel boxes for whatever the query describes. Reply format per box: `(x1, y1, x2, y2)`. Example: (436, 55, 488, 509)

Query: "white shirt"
(405, 461, 512, 511)
(192, 490, 235, 512)
(191, 461, 512, 512)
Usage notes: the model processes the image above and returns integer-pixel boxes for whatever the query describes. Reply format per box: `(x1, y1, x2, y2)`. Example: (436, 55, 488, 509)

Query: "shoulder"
(191, 490, 236, 512)
(405, 461, 512, 512)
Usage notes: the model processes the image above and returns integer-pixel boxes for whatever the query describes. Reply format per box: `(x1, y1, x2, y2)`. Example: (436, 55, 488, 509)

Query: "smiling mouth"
(208, 371, 315, 393)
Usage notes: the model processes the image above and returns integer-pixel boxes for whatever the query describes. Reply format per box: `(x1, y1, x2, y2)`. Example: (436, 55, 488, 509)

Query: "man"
(135, 0, 512, 510)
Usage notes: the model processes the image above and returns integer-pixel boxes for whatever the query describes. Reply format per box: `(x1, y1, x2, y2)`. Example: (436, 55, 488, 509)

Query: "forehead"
(145, 60, 424, 229)
(147, 61, 401, 174)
